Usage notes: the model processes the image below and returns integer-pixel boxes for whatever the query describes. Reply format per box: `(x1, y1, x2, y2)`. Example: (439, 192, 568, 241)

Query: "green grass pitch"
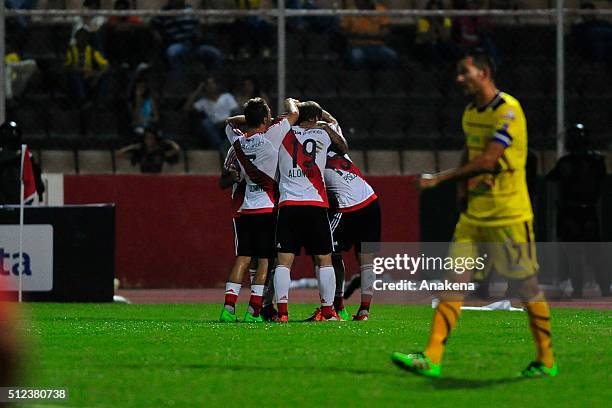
(16, 303, 611, 407)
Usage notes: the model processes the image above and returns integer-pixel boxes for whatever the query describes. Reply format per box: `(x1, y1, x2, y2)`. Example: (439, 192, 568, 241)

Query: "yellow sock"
(524, 298, 555, 368)
(424, 301, 462, 365)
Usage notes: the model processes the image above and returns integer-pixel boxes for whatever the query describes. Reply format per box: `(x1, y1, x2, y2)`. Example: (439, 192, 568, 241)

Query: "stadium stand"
(39, 150, 76, 174)
(4, 2, 611, 177)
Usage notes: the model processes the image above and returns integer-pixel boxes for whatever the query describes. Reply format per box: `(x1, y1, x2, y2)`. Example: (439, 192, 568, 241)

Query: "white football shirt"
(226, 118, 291, 213)
(277, 125, 332, 207)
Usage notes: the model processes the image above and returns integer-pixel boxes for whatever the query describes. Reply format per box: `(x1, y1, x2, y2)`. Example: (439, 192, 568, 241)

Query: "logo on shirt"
(501, 109, 515, 121)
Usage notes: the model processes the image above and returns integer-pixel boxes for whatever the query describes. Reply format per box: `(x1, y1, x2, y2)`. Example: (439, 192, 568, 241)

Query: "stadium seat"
(162, 152, 187, 174)
(187, 150, 222, 174)
(366, 150, 401, 175)
(337, 70, 372, 97)
(302, 67, 338, 97)
(77, 150, 114, 174)
(438, 150, 463, 170)
(370, 106, 408, 146)
(407, 69, 442, 97)
(162, 70, 197, 99)
(161, 111, 191, 147)
(114, 155, 140, 174)
(319, 97, 372, 136)
(401, 150, 436, 175)
(371, 71, 407, 97)
(40, 150, 76, 174)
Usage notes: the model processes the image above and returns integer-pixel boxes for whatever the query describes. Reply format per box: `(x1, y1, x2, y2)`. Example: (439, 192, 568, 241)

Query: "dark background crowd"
(3, 0, 611, 156)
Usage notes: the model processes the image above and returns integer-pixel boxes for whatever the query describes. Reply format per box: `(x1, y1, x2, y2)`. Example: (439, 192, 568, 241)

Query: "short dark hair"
(244, 98, 269, 128)
(297, 101, 323, 124)
(462, 48, 496, 78)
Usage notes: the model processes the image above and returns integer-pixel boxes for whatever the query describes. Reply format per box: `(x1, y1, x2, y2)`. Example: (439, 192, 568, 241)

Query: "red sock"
(224, 293, 238, 310)
(278, 303, 288, 316)
(359, 295, 372, 312)
(248, 295, 263, 317)
(334, 296, 344, 311)
(321, 305, 334, 318)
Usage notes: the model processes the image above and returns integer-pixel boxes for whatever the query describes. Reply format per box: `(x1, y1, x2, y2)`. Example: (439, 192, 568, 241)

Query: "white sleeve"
(225, 124, 242, 144)
(329, 122, 343, 136)
(266, 118, 291, 148)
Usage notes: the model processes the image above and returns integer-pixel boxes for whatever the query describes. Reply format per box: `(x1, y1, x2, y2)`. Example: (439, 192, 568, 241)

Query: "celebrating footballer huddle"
(217, 49, 558, 380)
(220, 97, 380, 323)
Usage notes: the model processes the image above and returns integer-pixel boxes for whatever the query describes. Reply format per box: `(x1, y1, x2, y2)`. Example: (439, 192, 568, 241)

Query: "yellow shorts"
(449, 220, 539, 280)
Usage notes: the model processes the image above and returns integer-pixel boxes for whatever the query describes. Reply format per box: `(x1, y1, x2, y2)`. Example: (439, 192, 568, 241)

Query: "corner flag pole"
(18, 144, 26, 303)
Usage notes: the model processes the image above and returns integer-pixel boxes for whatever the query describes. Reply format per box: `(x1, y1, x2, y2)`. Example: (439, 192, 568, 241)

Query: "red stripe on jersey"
(279, 200, 330, 208)
(233, 140, 278, 206)
(281, 131, 329, 206)
(240, 208, 275, 214)
(337, 193, 378, 213)
(325, 153, 365, 178)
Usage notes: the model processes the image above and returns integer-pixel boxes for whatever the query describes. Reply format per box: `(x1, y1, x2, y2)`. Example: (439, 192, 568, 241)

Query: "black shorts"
(233, 212, 276, 258)
(329, 198, 381, 253)
(276, 206, 333, 255)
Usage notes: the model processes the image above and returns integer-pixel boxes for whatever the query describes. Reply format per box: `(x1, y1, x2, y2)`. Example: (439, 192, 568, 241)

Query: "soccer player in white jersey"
(322, 116, 381, 321)
(219, 97, 299, 323)
(220, 146, 279, 321)
(273, 101, 348, 322)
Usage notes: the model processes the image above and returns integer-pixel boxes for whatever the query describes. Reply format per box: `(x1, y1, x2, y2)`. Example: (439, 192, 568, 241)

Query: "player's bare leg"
(244, 258, 269, 322)
(273, 252, 295, 321)
(510, 277, 558, 377)
(220, 255, 251, 322)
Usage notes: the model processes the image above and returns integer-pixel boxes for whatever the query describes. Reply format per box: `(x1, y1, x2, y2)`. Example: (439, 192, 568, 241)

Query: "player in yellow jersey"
(391, 49, 557, 378)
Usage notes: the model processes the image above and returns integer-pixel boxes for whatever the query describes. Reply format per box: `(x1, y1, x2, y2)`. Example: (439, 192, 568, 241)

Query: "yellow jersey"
(459, 91, 533, 227)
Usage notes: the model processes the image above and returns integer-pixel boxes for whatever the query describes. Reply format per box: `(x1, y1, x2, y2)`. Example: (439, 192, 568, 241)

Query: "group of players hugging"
(219, 97, 381, 323)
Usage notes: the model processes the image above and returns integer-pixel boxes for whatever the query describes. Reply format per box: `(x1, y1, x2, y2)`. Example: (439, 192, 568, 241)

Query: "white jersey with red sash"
(225, 118, 291, 214)
(223, 146, 246, 219)
(278, 126, 331, 207)
(324, 151, 377, 212)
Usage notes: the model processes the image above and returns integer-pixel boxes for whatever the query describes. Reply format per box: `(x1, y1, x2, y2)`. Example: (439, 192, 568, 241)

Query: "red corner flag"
(20, 145, 36, 205)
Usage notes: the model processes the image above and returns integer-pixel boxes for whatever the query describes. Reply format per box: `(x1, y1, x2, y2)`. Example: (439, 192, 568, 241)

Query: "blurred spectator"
(5, 0, 38, 32)
(415, 0, 460, 63)
(234, 76, 269, 108)
(65, 27, 110, 105)
(453, 0, 497, 62)
(287, 0, 338, 33)
(65, 27, 110, 136)
(129, 75, 159, 133)
(104, 0, 149, 68)
(547, 123, 609, 297)
(339, 0, 399, 70)
(4, 46, 38, 101)
(572, 2, 612, 64)
(152, 0, 223, 71)
(71, 0, 107, 51)
(116, 125, 181, 173)
(182, 76, 238, 148)
(231, 0, 274, 60)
